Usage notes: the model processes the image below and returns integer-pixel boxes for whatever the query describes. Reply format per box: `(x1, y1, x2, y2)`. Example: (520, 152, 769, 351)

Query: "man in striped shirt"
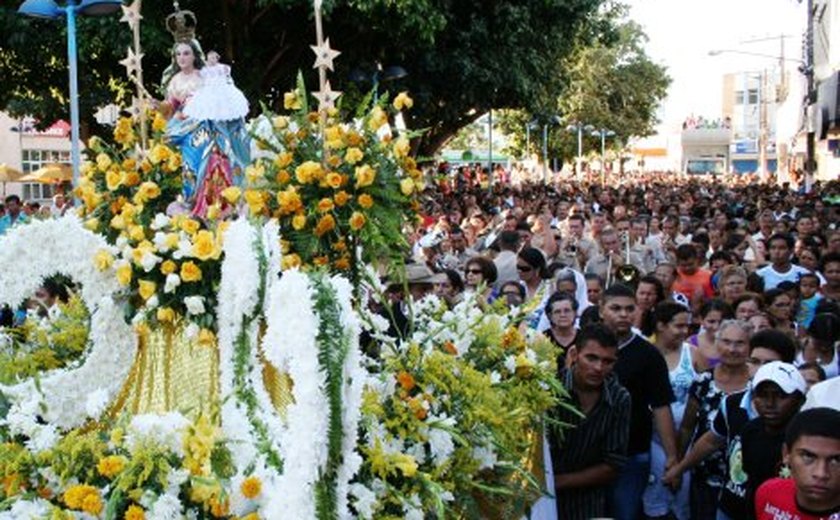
(549, 324, 631, 519)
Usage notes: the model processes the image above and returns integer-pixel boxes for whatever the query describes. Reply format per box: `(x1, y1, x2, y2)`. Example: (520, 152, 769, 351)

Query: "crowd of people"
(394, 169, 840, 520)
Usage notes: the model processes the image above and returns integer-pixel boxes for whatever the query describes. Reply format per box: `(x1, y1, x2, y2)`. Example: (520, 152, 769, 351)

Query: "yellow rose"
(325, 172, 343, 189)
(295, 161, 323, 184)
(292, 214, 307, 230)
(276, 188, 302, 215)
(358, 194, 374, 209)
(83, 217, 100, 231)
(137, 181, 161, 202)
(156, 307, 176, 323)
(400, 177, 415, 196)
(149, 143, 171, 165)
(393, 91, 414, 111)
(123, 171, 141, 187)
(192, 230, 220, 261)
(181, 218, 200, 236)
(110, 214, 126, 231)
(106, 169, 123, 191)
(96, 153, 112, 172)
(113, 117, 136, 147)
(161, 260, 177, 275)
(349, 211, 367, 231)
(354, 165, 376, 188)
(334, 190, 350, 206)
(344, 147, 364, 165)
(274, 151, 294, 169)
(314, 214, 336, 237)
(116, 263, 133, 286)
(219, 186, 241, 205)
(284, 91, 302, 110)
(281, 253, 302, 270)
(317, 198, 334, 213)
(243, 190, 266, 216)
(272, 116, 289, 129)
(93, 249, 114, 271)
(180, 261, 203, 282)
(152, 111, 167, 133)
(393, 136, 410, 159)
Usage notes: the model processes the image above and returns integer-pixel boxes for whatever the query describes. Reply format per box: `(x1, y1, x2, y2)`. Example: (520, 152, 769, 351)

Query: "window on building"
(734, 90, 744, 105)
(747, 89, 759, 104)
(20, 149, 71, 202)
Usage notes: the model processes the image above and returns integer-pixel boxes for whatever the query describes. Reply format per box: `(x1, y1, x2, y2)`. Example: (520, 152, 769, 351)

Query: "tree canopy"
(0, 0, 605, 154)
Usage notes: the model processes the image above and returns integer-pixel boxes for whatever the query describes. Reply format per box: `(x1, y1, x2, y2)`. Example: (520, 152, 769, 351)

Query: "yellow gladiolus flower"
(106, 169, 123, 191)
(358, 193, 374, 209)
(274, 151, 294, 169)
(240, 476, 262, 499)
(180, 261, 203, 283)
(181, 218, 200, 236)
(192, 230, 220, 261)
(93, 249, 114, 271)
(325, 172, 343, 189)
(349, 211, 366, 231)
(96, 153, 112, 172)
(334, 190, 350, 206)
(97, 455, 128, 479)
(354, 165, 376, 188)
(244, 190, 266, 215)
(393, 136, 410, 158)
(400, 177, 415, 196)
(368, 106, 388, 131)
(393, 91, 414, 111)
(284, 91, 302, 110)
(138, 280, 157, 301)
(156, 307, 176, 323)
(292, 214, 307, 230)
(160, 260, 177, 275)
(317, 198, 334, 213)
(116, 263, 133, 286)
(125, 504, 146, 520)
(344, 147, 364, 165)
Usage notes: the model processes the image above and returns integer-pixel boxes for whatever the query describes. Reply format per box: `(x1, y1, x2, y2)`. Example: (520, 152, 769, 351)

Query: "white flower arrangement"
(0, 216, 137, 446)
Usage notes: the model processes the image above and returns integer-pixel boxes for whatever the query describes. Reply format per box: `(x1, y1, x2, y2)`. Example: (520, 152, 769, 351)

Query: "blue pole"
(66, 4, 81, 192)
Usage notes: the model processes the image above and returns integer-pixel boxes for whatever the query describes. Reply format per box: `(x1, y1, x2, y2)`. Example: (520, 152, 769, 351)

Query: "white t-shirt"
(755, 263, 814, 290)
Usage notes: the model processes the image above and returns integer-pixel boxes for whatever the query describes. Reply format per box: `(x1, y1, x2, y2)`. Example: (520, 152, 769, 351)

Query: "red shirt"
(755, 478, 840, 520)
(672, 268, 714, 302)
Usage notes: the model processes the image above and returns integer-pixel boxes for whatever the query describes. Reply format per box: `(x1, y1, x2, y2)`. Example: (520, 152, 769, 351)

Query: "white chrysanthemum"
(348, 483, 377, 519)
(148, 493, 183, 520)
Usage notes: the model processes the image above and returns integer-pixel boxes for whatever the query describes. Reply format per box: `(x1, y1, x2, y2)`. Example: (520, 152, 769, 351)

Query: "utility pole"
(805, 0, 817, 193)
(759, 70, 769, 180)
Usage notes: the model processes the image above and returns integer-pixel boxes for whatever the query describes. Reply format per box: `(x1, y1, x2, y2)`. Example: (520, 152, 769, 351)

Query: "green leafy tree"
(0, 0, 603, 153)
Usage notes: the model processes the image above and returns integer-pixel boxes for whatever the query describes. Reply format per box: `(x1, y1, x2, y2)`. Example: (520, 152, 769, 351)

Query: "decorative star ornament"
(310, 38, 341, 71)
(119, 47, 144, 77)
(120, 1, 143, 31)
(313, 81, 342, 110)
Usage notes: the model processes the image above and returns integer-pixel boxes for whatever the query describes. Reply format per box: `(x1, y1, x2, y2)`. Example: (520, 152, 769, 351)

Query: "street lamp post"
(541, 116, 561, 184)
(567, 122, 594, 181)
(18, 0, 122, 193)
(591, 128, 616, 185)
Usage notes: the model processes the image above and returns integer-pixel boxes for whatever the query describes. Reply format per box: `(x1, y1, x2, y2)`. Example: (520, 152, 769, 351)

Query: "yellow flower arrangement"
(353, 165, 376, 188)
(180, 261, 203, 283)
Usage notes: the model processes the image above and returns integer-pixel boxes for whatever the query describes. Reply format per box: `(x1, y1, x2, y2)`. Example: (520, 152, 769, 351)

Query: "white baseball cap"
(752, 361, 807, 395)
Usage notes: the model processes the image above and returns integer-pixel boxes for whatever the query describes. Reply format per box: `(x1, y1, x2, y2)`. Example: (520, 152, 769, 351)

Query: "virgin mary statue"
(160, 6, 250, 218)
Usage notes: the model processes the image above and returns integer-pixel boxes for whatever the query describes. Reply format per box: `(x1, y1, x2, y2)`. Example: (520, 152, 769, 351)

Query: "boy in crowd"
(798, 272, 824, 330)
(549, 324, 631, 520)
(754, 408, 840, 520)
(756, 233, 812, 290)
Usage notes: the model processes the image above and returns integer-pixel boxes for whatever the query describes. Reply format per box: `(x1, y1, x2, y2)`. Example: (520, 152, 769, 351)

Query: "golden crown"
(166, 1, 197, 43)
